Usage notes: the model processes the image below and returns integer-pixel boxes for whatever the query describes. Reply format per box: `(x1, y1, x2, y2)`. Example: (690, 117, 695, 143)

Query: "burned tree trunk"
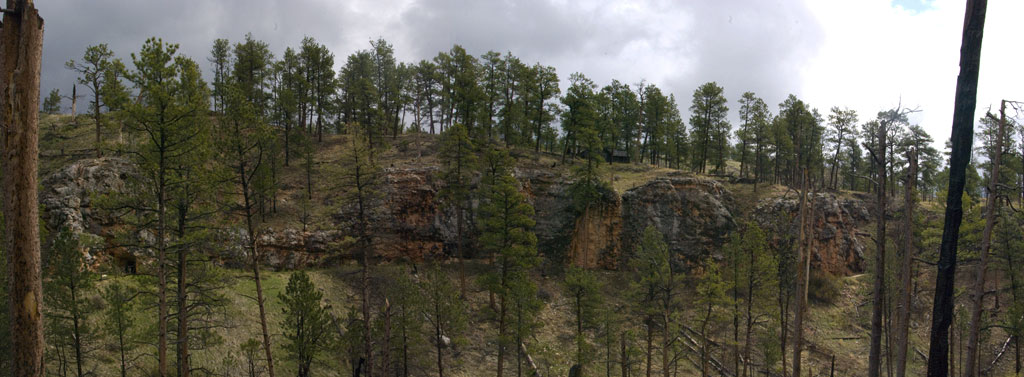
(928, 1, 988, 376)
(868, 113, 888, 377)
(895, 149, 917, 377)
(964, 100, 1006, 377)
(1, 1, 45, 376)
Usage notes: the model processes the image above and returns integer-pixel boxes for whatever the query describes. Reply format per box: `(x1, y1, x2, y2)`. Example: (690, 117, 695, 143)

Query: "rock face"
(39, 157, 755, 271)
(219, 228, 349, 270)
(564, 200, 622, 269)
(40, 157, 135, 234)
(40, 157, 136, 267)
(621, 177, 736, 262)
(333, 167, 458, 263)
(754, 193, 870, 276)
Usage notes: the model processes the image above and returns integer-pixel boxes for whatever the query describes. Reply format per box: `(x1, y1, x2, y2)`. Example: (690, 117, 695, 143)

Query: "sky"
(36, 0, 1024, 150)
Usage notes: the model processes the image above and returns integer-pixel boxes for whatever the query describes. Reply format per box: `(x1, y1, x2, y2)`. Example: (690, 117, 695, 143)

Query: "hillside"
(31, 114, 1018, 377)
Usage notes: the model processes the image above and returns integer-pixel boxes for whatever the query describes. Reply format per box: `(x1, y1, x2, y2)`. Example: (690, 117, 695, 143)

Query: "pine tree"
(118, 38, 212, 377)
(42, 89, 62, 114)
(232, 33, 274, 113)
(102, 281, 138, 377)
(66, 43, 115, 157)
(561, 72, 597, 163)
(439, 123, 478, 297)
(383, 269, 427, 377)
(630, 225, 683, 377)
(341, 125, 382, 376)
(423, 264, 468, 377)
(208, 38, 232, 114)
(526, 64, 559, 152)
(478, 167, 540, 377)
(301, 37, 336, 142)
(43, 229, 99, 377)
(219, 78, 279, 377)
(565, 266, 603, 371)
(99, 59, 130, 146)
(826, 107, 858, 190)
(723, 222, 775, 377)
(279, 271, 335, 377)
(695, 257, 730, 377)
(689, 82, 728, 173)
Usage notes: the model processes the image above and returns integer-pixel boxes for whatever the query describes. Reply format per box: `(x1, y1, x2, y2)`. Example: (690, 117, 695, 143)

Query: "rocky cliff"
(40, 157, 869, 274)
(621, 176, 737, 263)
(753, 193, 871, 276)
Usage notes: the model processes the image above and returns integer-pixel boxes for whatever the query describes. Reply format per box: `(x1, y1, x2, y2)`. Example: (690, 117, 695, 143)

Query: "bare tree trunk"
(964, 100, 1006, 377)
(70, 83, 77, 121)
(793, 170, 809, 377)
(646, 321, 653, 377)
(895, 150, 917, 377)
(177, 244, 190, 377)
(498, 295, 507, 377)
(2, 3, 45, 376)
(622, 333, 630, 377)
(869, 114, 888, 377)
(93, 78, 102, 158)
(928, 2, 988, 375)
(382, 298, 391, 377)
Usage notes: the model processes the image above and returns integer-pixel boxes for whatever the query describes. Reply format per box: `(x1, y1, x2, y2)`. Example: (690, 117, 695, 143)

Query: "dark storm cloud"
(38, 0, 822, 122)
(37, 0, 352, 107)
(398, 0, 822, 119)
(399, 0, 653, 63)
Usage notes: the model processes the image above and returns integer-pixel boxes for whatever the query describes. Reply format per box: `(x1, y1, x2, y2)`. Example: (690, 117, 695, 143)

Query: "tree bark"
(1, 2, 45, 375)
(927, 1, 987, 376)
(964, 100, 1005, 377)
(868, 114, 888, 377)
(895, 150, 917, 377)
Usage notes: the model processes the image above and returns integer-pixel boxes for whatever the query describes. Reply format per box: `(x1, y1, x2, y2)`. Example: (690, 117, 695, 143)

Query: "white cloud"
(802, 0, 1024, 148)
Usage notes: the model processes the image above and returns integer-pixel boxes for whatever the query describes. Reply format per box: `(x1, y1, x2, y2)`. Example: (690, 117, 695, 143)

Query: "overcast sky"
(37, 0, 1024, 149)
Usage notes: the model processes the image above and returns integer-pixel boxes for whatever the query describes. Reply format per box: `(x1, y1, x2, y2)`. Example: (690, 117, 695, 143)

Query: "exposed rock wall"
(565, 201, 622, 269)
(44, 158, 866, 275)
(754, 193, 870, 276)
(40, 157, 134, 234)
(621, 177, 736, 263)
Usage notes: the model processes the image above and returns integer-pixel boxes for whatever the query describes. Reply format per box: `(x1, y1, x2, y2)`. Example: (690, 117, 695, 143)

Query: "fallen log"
(520, 341, 543, 377)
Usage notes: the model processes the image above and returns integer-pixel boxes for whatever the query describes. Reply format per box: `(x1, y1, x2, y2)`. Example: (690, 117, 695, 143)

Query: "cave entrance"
(120, 256, 137, 275)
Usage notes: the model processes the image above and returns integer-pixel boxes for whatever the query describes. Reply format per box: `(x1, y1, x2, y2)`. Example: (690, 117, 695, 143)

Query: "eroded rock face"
(754, 193, 870, 276)
(40, 157, 137, 267)
(38, 158, 750, 271)
(621, 177, 736, 262)
(41, 157, 135, 234)
(219, 228, 349, 270)
(565, 199, 622, 269)
(333, 167, 459, 262)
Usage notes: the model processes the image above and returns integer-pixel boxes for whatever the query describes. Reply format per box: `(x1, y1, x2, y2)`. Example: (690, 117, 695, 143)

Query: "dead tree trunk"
(792, 170, 809, 377)
(927, 1, 988, 376)
(868, 114, 888, 377)
(964, 100, 1006, 377)
(1, 1, 45, 375)
(895, 149, 917, 377)
(70, 83, 77, 121)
